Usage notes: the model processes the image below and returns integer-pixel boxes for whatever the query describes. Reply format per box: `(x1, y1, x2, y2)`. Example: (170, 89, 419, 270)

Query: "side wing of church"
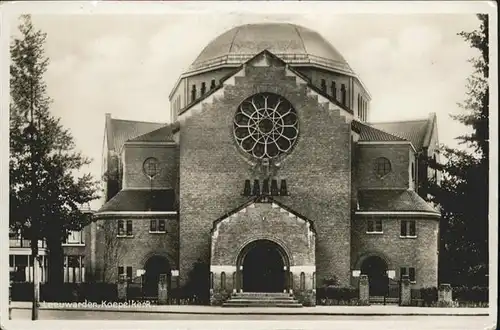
(87, 23, 441, 306)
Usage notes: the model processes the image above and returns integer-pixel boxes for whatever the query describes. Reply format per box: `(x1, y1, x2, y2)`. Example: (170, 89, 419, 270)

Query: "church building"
(88, 23, 441, 306)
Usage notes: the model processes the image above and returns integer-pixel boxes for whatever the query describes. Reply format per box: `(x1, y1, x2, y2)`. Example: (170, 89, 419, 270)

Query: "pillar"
(358, 274, 369, 305)
(290, 266, 316, 306)
(209, 265, 235, 305)
(438, 284, 453, 307)
(117, 274, 128, 301)
(158, 274, 168, 305)
(170, 270, 179, 303)
(400, 275, 411, 306)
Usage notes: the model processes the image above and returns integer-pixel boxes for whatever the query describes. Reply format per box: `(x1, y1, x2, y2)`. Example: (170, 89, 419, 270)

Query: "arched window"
(252, 179, 260, 196)
(221, 272, 226, 290)
(411, 162, 415, 181)
(320, 79, 327, 92)
(300, 272, 305, 290)
(243, 179, 251, 196)
(191, 84, 197, 102)
(357, 94, 361, 118)
(374, 157, 392, 177)
(433, 154, 438, 180)
(210, 272, 214, 289)
(331, 81, 337, 99)
(201, 82, 206, 95)
(341, 84, 347, 105)
(210, 79, 216, 89)
(312, 272, 316, 289)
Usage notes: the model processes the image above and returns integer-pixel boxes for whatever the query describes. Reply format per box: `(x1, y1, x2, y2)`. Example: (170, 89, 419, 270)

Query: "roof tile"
(352, 120, 407, 142)
(369, 119, 429, 150)
(108, 118, 165, 152)
(128, 122, 180, 143)
(98, 189, 176, 213)
(357, 189, 439, 214)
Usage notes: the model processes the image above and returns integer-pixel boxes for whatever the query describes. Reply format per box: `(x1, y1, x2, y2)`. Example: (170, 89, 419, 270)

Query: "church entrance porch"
(209, 198, 317, 306)
(142, 255, 171, 299)
(239, 239, 289, 293)
(360, 255, 389, 297)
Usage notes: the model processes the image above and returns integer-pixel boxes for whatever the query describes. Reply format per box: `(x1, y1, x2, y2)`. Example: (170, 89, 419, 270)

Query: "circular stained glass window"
(233, 93, 299, 160)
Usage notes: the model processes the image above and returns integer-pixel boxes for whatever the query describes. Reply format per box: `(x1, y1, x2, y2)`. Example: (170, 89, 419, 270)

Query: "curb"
(9, 306, 489, 317)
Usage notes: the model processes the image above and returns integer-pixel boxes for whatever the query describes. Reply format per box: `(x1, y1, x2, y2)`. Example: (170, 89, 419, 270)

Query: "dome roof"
(187, 23, 354, 75)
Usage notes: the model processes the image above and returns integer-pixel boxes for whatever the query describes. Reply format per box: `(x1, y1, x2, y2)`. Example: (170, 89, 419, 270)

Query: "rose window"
(233, 93, 299, 159)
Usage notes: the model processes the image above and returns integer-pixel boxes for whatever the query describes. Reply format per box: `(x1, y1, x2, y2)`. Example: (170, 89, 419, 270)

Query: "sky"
(6, 9, 483, 208)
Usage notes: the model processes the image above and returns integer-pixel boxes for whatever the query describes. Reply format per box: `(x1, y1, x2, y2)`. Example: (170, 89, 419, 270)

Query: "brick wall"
(296, 67, 352, 107)
(93, 216, 178, 283)
(356, 144, 410, 190)
(122, 144, 178, 190)
(211, 202, 315, 266)
(179, 58, 352, 287)
(351, 215, 439, 288)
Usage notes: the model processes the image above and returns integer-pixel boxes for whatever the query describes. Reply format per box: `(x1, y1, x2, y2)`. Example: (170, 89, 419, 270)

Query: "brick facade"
(90, 24, 440, 305)
(351, 215, 439, 289)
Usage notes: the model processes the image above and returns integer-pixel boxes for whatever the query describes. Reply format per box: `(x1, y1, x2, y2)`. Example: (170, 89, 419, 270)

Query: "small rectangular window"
(150, 219, 157, 232)
(158, 219, 166, 232)
(126, 220, 133, 236)
(401, 220, 417, 237)
(367, 219, 382, 233)
(400, 267, 407, 279)
(409, 267, 416, 282)
(367, 220, 374, 233)
(118, 266, 124, 276)
(126, 266, 133, 280)
(117, 220, 125, 236)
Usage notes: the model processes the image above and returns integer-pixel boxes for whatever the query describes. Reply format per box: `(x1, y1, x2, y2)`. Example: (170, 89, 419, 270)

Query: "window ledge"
(116, 235, 134, 238)
(366, 231, 384, 235)
(400, 236, 417, 239)
(149, 231, 167, 234)
(62, 243, 85, 246)
(410, 281, 417, 284)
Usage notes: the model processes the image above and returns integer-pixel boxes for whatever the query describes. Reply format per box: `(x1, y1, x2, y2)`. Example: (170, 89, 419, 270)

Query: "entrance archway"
(143, 255, 170, 298)
(360, 255, 388, 296)
(238, 239, 289, 292)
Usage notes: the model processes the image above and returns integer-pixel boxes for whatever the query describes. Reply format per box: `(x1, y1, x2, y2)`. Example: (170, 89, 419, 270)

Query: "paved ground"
(7, 309, 495, 330)
(9, 301, 491, 316)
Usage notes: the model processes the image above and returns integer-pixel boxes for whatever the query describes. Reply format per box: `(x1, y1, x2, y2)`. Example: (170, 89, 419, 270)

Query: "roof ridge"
(128, 124, 175, 143)
(369, 118, 429, 125)
(112, 118, 166, 125)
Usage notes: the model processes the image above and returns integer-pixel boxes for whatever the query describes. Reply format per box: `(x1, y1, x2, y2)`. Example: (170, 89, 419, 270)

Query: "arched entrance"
(238, 239, 289, 292)
(360, 255, 388, 296)
(143, 255, 171, 298)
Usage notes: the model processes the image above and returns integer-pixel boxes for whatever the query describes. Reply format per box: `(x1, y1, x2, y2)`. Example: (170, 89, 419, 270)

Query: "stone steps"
(223, 292, 303, 307)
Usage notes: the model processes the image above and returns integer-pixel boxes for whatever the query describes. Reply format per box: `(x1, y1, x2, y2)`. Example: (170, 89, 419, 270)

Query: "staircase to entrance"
(223, 292, 303, 307)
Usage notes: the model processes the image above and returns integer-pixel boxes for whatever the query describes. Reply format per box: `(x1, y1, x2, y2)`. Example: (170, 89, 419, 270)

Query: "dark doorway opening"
(143, 255, 170, 298)
(361, 255, 389, 296)
(241, 240, 286, 292)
